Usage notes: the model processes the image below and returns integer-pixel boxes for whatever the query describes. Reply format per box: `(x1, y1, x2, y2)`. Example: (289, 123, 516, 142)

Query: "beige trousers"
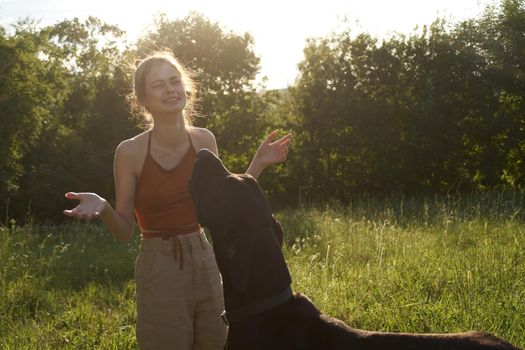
(135, 230, 227, 350)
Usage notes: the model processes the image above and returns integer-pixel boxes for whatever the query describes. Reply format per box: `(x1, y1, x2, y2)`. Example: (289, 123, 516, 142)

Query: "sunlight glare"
(6, 0, 493, 89)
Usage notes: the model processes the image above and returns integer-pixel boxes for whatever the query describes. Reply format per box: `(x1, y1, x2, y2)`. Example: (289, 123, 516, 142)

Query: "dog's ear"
(188, 176, 215, 228)
(229, 228, 254, 292)
(188, 178, 203, 223)
(237, 175, 283, 246)
(272, 216, 284, 247)
(236, 175, 273, 225)
(225, 175, 267, 227)
(224, 175, 264, 291)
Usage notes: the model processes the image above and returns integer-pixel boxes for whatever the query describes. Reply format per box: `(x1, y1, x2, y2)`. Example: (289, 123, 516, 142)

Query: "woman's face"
(142, 61, 187, 117)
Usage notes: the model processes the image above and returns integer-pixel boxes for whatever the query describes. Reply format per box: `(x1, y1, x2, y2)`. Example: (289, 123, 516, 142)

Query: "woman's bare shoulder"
(117, 130, 149, 153)
(188, 126, 214, 140)
(116, 130, 149, 155)
(187, 126, 217, 154)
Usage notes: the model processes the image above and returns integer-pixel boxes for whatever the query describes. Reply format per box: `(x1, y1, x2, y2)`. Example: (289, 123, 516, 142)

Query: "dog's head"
(188, 148, 231, 228)
(189, 149, 288, 296)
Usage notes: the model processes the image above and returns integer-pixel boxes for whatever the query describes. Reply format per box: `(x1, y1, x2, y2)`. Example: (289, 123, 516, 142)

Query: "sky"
(1, 0, 493, 89)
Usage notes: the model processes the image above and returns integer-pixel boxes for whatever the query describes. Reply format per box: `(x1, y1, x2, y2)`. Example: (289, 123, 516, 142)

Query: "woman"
(63, 50, 291, 350)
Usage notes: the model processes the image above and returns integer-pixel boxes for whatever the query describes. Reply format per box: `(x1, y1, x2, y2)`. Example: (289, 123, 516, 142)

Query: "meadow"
(1, 193, 524, 349)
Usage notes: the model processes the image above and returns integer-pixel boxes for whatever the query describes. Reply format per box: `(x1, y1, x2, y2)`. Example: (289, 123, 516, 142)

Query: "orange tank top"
(134, 131, 200, 237)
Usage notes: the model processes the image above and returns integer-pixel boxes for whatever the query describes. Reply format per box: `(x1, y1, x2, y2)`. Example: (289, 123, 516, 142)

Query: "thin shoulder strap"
(187, 128, 196, 152)
(147, 130, 152, 154)
(187, 130, 193, 147)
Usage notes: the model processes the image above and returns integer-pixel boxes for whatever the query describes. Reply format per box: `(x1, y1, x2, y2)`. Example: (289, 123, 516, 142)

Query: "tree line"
(0, 0, 523, 223)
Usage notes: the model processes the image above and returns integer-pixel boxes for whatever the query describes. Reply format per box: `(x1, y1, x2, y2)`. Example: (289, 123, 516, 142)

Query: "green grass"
(1, 193, 524, 348)
(0, 223, 137, 349)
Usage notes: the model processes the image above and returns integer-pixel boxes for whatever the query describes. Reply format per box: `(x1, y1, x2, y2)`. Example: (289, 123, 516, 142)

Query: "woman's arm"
(189, 127, 291, 179)
(102, 140, 138, 240)
(63, 140, 137, 241)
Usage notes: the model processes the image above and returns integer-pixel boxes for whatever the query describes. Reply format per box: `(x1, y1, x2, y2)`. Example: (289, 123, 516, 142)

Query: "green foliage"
(1, 17, 138, 222)
(476, 0, 525, 188)
(1, 1, 525, 221)
(0, 20, 59, 199)
(289, 0, 525, 201)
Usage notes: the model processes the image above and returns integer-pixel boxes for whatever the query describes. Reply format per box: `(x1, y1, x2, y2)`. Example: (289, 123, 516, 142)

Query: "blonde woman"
(64, 51, 291, 350)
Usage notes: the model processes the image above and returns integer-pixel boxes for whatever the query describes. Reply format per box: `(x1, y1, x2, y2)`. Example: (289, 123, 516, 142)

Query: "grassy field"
(1, 193, 524, 349)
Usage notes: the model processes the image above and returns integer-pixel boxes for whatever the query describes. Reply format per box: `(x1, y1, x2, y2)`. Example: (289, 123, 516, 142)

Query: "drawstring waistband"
(139, 229, 207, 270)
(163, 235, 184, 270)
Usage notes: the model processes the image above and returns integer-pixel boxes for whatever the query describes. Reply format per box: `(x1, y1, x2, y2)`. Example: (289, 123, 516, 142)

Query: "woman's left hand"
(255, 130, 292, 167)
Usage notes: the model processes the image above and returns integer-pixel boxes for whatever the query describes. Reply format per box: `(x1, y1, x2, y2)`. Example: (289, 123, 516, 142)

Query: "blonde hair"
(127, 50, 197, 127)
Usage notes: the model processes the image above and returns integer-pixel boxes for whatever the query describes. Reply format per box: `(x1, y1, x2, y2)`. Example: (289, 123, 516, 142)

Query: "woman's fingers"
(63, 198, 89, 220)
(64, 204, 82, 215)
(261, 131, 292, 152)
(261, 130, 278, 146)
(275, 137, 291, 155)
(63, 192, 106, 221)
(65, 192, 80, 200)
(272, 133, 292, 146)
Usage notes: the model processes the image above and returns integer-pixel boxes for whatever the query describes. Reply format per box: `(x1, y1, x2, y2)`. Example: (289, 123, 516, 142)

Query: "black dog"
(189, 149, 520, 350)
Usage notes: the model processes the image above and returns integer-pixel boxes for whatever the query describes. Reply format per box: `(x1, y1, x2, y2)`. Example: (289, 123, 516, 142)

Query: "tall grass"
(1, 193, 524, 348)
(281, 192, 524, 345)
(0, 223, 138, 349)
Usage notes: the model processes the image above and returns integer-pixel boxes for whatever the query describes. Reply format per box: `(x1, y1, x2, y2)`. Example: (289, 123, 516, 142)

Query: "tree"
(4, 18, 134, 221)
(291, 30, 409, 199)
(0, 20, 62, 217)
(476, 0, 525, 188)
(290, 0, 525, 200)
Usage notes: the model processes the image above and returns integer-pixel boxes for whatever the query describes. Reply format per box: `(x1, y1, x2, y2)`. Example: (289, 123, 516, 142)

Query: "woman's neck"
(150, 113, 187, 149)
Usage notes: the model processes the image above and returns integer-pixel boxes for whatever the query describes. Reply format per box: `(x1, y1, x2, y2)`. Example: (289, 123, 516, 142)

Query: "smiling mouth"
(163, 97, 181, 103)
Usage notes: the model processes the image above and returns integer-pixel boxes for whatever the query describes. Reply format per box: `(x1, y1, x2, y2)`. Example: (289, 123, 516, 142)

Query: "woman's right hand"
(63, 192, 108, 221)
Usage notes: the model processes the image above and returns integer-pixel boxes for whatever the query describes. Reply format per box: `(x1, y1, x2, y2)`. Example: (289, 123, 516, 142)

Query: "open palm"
(63, 192, 107, 221)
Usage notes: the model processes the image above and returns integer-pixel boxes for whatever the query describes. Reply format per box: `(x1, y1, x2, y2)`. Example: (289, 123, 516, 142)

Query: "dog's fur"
(189, 149, 520, 350)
